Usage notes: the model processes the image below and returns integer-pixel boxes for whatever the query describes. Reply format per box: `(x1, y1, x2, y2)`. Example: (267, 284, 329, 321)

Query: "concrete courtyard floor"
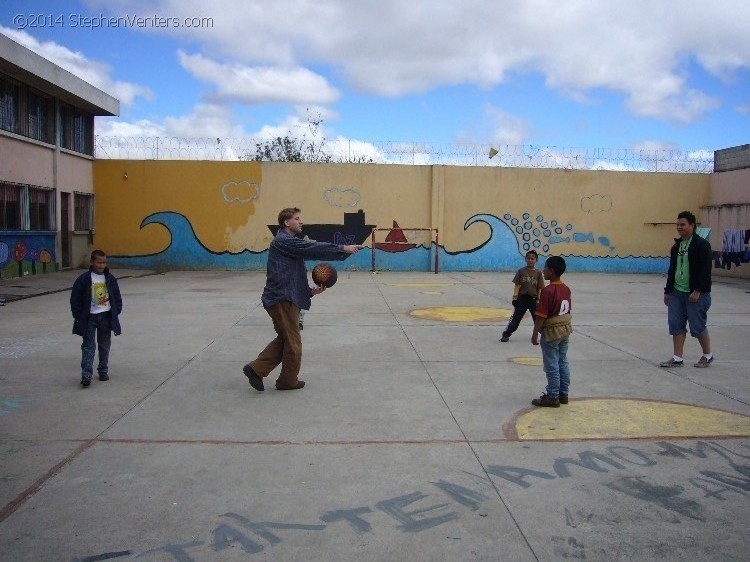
(1, 269, 749, 561)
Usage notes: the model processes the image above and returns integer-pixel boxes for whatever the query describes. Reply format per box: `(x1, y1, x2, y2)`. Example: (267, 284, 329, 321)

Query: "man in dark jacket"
(660, 211, 713, 369)
(243, 207, 361, 392)
(70, 250, 123, 387)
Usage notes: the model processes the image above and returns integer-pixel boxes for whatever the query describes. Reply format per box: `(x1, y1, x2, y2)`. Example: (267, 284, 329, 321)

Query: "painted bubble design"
(497, 212, 616, 255)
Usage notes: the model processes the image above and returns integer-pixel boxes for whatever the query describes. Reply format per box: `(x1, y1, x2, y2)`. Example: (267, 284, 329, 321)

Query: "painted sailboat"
(374, 221, 418, 253)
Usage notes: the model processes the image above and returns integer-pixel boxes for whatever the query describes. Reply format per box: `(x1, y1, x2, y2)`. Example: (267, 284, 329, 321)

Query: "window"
(0, 182, 56, 232)
(0, 183, 22, 230)
(60, 103, 93, 155)
(0, 74, 20, 135)
(0, 73, 55, 143)
(27, 89, 54, 143)
(28, 186, 55, 230)
(74, 192, 94, 230)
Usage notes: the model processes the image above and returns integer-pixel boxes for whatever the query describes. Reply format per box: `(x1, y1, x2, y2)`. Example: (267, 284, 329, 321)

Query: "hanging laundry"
(721, 229, 744, 269)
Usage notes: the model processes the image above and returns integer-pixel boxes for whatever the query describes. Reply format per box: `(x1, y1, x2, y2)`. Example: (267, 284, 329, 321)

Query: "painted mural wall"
(92, 160, 710, 273)
(0, 234, 57, 279)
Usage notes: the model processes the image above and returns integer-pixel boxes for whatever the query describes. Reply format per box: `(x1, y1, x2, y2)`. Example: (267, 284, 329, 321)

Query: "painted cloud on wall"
(324, 188, 361, 207)
(222, 180, 259, 203)
(581, 194, 613, 214)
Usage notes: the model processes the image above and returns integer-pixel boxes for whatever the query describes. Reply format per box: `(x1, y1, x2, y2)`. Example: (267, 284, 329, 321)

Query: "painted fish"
(548, 236, 571, 244)
(598, 236, 615, 251)
(573, 232, 595, 243)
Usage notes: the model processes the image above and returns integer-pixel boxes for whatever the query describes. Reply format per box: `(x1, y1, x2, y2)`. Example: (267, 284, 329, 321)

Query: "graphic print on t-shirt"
(92, 281, 110, 307)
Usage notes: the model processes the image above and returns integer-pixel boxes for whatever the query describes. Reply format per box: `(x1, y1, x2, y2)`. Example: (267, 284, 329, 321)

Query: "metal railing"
(94, 136, 713, 173)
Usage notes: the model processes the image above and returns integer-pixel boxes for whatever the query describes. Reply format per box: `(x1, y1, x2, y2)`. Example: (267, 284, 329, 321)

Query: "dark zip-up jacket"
(70, 267, 123, 336)
(664, 234, 712, 295)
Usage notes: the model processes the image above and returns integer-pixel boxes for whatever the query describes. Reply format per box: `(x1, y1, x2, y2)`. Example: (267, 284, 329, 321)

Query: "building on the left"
(0, 33, 119, 278)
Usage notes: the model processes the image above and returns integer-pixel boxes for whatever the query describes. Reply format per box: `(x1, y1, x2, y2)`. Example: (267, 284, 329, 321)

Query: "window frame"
(0, 182, 56, 232)
(73, 191, 95, 231)
(60, 102, 94, 155)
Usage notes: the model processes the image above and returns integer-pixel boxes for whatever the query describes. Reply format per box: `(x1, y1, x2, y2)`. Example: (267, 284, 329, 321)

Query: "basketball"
(312, 263, 337, 288)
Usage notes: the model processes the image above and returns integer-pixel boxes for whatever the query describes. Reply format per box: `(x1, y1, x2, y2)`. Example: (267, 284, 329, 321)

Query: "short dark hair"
(278, 207, 301, 226)
(525, 250, 539, 259)
(677, 211, 696, 227)
(545, 255, 566, 277)
(90, 250, 106, 261)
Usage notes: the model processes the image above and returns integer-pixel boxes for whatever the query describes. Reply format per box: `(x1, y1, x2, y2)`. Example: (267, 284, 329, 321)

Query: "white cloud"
(630, 140, 680, 153)
(96, 103, 243, 137)
(0, 26, 153, 106)
(177, 51, 339, 105)
(87, 0, 750, 123)
(484, 106, 530, 146)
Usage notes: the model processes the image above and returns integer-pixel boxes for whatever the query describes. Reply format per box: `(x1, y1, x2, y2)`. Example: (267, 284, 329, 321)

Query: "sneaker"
(98, 374, 109, 381)
(694, 356, 714, 368)
(500, 335, 510, 342)
(559, 394, 568, 405)
(659, 358, 684, 368)
(80, 378, 91, 387)
(276, 380, 305, 390)
(531, 393, 560, 408)
(243, 364, 264, 391)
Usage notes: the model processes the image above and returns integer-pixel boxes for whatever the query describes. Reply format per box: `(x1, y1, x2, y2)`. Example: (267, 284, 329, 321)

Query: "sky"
(1, 0, 749, 165)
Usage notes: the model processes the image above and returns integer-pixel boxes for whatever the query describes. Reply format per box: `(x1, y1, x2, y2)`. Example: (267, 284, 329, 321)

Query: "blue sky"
(2, 0, 749, 162)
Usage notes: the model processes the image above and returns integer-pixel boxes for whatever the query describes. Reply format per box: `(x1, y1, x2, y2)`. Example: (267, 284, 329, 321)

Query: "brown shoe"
(243, 364, 264, 391)
(531, 393, 560, 408)
(276, 381, 305, 390)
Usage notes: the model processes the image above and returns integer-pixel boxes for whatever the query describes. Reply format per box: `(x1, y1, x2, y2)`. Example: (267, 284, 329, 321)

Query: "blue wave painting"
(109, 211, 668, 273)
(449, 214, 668, 273)
(109, 212, 373, 270)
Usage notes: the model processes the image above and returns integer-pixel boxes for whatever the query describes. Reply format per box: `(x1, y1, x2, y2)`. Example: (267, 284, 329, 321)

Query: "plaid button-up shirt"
(261, 229, 347, 311)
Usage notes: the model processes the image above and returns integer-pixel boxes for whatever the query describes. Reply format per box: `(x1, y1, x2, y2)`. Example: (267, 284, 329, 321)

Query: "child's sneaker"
(531, 393, 560, 407)
(659, 358, 684, 368)
(694, 356, 713, 368)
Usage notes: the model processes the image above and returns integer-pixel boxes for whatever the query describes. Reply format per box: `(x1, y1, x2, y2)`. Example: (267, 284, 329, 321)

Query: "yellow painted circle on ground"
(514, 399, 750, 440)
(420, 291, 443, 295)
(512, 356, 543, 366)
(410, 306, 512, 322)
(386, 283, 455, 287)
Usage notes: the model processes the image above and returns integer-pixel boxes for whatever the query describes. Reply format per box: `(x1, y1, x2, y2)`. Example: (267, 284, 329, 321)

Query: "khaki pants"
(250, 301, 302, 388)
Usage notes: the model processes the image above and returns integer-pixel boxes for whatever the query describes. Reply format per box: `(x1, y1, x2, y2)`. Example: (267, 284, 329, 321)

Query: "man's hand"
(531, 332, 539, 346)
(311, 285, 326, 295)
(343, 245, 364, 254)
(663, 294, 670, 306)
(512, 299, 518, 307)
(689, 290, 700, 303)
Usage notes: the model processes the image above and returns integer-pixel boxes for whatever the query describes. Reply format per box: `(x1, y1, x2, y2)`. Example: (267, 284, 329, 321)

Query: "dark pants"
(250, 301, 302, 388)
(502, 295, 537, 338)
(81, 312, 112, 380)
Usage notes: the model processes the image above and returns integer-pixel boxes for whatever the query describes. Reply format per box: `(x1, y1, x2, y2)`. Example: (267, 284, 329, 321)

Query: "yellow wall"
(92, 160, 711, 272)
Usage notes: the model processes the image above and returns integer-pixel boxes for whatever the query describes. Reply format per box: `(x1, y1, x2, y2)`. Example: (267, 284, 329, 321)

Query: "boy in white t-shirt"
(70, 250, 123, 387)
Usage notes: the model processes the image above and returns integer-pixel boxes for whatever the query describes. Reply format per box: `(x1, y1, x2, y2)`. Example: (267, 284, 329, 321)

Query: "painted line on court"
(410, 306, 512, 322)
(505, 398, 750, 441)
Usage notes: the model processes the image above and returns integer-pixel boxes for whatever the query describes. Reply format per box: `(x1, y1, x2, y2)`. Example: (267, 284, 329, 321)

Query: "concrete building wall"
(0, 135, 55, 186)
(93, 159, 711, 274)
(702, 168, 750, 280)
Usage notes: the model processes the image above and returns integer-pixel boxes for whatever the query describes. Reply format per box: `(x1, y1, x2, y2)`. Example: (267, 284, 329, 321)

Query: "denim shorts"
(667, 291, 711, 337)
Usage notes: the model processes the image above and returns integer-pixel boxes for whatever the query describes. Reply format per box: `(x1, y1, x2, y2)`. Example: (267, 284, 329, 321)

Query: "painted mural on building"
(0, 235, 56, 279)
(93, 161, 710, 273)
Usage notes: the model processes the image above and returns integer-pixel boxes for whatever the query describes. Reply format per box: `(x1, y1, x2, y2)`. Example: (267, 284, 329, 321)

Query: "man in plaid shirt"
(244, 207, 362, 391)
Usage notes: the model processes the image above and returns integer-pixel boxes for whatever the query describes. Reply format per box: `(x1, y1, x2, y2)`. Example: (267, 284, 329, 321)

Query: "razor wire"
(94, 136, 713, 173)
